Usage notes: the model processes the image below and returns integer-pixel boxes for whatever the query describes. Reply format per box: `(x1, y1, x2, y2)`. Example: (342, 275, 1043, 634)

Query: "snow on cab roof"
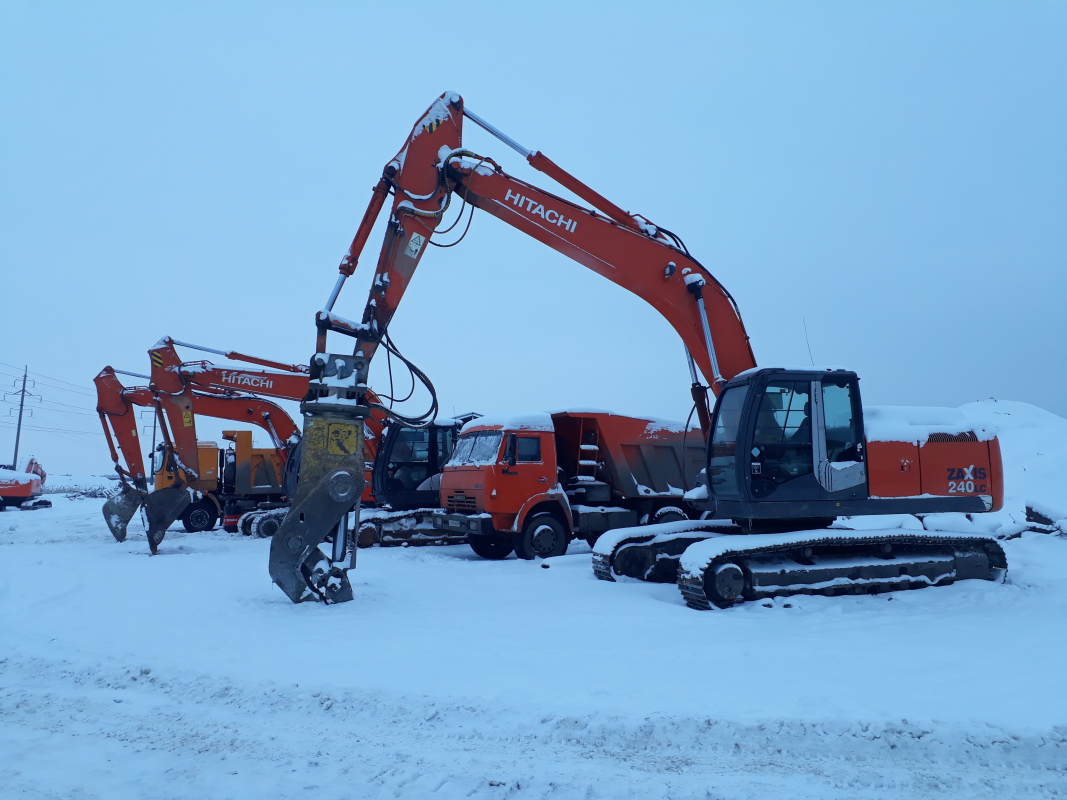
(0, 467, 39, 485)
(461, 412, 554, 433)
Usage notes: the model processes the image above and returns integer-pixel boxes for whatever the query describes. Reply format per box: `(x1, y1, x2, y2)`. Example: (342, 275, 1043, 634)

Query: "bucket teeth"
(102, 484, 146, 543)
(143, 486, 192, 554)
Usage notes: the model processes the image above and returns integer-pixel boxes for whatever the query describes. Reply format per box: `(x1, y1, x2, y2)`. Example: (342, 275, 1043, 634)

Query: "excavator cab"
(704, 368, 869, 522)
(704, 367, 998, 524)
(371, 414, 480, 511)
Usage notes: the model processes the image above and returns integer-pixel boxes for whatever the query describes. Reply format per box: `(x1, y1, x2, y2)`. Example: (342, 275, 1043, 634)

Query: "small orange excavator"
(96, 366, 300, 549)
(264, 92, 1007, 608)
(0, 457, 50, 510)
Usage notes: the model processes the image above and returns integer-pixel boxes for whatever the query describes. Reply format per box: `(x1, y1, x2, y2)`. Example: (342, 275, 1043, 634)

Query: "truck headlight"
(468, 518, 481, 532)
(433, 515, 444, 527)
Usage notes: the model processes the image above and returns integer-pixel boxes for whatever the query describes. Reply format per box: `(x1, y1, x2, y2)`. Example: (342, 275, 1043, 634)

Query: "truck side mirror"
(504, 433, 517, 466)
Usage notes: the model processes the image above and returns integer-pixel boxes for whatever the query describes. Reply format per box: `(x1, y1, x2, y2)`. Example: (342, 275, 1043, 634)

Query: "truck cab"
(434, 411, 706, 560)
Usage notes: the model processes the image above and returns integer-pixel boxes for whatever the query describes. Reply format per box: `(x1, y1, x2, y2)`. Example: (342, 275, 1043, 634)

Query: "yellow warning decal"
(327, 423, 360, 456)
(151, 352, 164, 367)
(182, 411, 193, 427)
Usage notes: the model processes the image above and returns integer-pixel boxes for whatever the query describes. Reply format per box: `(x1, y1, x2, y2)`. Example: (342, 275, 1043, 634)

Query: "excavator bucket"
(142, 485, 191, 554)
(268, 353, 369, 604)
(268, 410, 363, 603)
(102, 483, 146, 543)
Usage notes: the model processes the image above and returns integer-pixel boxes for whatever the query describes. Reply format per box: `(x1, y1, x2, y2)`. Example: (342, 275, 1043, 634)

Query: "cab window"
(708, 385, 748, 499)
(516, 436, 541, 462)
(822, 380, 861, 463)
(751, 381, 813, 493)
(384, 428, 430, 491)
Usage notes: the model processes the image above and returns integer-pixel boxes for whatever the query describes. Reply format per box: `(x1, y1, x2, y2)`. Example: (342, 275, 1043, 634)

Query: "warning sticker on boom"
(327, 423, 361, 456)
(182, 411, 193, 427)
(404, 233, 426, 259)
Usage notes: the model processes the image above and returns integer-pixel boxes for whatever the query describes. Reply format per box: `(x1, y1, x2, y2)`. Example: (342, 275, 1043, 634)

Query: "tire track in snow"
(2, 655, 1065, 799)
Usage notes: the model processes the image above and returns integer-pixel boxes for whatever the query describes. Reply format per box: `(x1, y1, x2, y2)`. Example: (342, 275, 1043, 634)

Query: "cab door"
(499, 432, 554, 521)
(747, 379, 819, 501)
(812, 377, 868, 497)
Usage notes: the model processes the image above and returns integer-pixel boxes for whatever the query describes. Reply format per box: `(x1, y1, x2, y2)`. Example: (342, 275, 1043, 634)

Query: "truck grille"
(447, 493, 478, 513)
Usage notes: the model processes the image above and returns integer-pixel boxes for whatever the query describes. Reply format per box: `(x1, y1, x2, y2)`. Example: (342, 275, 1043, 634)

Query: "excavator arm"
(320, 93, 754, 390)
(95, 367, 153, 491)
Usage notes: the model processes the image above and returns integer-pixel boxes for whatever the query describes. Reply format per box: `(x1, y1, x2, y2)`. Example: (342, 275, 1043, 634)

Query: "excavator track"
(675, 529, 1007, 610)
(360, 508, 469, 547)
(591, 552, 615, 582)
(591, 521, 736, 583)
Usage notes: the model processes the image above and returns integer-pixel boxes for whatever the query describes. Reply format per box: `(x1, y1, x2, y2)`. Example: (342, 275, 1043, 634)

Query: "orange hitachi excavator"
(96, 366, 301, 549)
(266, 92, 1007, 606)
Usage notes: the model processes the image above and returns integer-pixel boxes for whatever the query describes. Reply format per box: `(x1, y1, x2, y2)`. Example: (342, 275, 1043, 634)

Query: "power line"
(0, 421, 100, 435)
(0, 359, 86, 389)
(1, 397, 96, 415)
(24, 380, 94, 397)
(0, 359, 94, 396)
(40, 397, 96, 412)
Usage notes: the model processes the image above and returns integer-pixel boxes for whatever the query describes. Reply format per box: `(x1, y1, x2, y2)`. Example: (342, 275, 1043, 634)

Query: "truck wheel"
(652, 506, 688, 525)
(469, 537, 514, 560)
(181, 500, 218, 532)
(515, 514, 568, 560)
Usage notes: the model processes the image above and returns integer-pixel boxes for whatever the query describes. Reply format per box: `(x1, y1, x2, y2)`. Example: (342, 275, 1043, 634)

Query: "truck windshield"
(448, 431, 503, 465)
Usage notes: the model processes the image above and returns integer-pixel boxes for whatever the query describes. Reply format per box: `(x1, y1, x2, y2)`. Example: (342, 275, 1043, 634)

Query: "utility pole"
(11, 366, 27, 470)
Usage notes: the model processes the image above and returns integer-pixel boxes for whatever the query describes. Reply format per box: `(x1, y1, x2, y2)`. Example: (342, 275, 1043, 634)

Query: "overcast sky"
(2, 1, 1064, 475)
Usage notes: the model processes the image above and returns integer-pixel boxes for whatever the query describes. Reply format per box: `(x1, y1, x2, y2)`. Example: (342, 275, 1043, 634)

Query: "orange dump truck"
(432, 411, 706, 560)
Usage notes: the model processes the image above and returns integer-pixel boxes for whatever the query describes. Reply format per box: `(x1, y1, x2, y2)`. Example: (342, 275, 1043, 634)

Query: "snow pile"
(960, 400, 1067, 529)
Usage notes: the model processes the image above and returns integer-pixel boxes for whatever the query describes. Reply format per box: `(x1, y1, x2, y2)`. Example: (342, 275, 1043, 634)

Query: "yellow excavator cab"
(152, 441, 221, 492)
(222, 430, 283, 495)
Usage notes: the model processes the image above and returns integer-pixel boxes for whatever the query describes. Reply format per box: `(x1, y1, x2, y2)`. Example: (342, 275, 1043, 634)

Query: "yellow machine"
(151, 432, 286, 532)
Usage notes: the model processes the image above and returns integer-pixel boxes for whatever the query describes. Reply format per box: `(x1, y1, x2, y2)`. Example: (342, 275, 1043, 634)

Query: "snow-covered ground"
(2, 402, 1066, 798)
